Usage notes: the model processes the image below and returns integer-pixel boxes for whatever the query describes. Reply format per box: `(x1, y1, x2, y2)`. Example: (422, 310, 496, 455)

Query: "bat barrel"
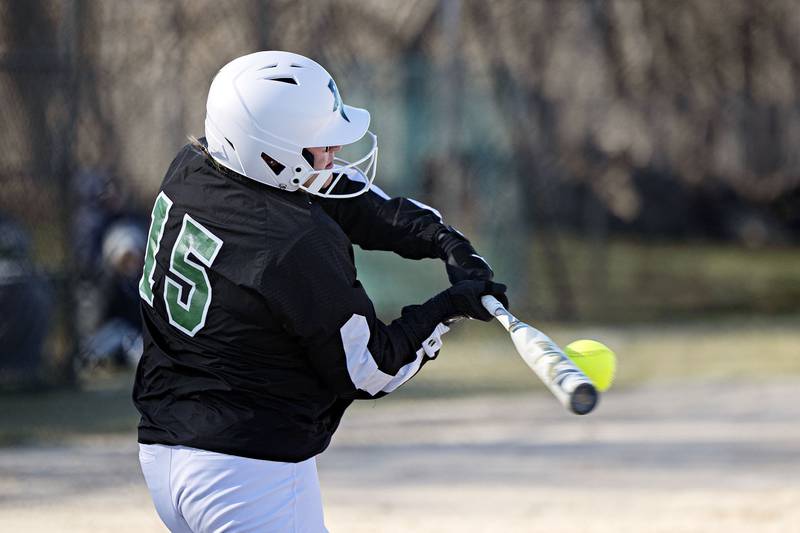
(482, 294, 600, 416)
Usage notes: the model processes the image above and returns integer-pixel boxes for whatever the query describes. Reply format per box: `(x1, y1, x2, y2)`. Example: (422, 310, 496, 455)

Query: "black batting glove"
(427, 280, 509, 322)
(436, 227, 494, 285)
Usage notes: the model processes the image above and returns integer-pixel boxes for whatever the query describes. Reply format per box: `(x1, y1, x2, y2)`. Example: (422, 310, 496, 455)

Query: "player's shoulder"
(164, 142, 206, 179)
(153, 142, 327, 253)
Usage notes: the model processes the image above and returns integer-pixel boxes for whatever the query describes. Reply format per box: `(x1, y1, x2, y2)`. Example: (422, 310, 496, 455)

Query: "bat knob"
(570, 383, 599, 415)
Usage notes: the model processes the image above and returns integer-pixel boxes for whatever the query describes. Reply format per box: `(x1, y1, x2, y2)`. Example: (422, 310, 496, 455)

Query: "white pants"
(139, 444, 327, 533)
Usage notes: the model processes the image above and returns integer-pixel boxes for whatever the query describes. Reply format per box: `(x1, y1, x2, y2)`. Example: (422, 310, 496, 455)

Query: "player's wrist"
(427, 280, 508, 323)
(434, 226, 470, 261)
(435, 227, 495, 284)
(422, 290, 460, 323)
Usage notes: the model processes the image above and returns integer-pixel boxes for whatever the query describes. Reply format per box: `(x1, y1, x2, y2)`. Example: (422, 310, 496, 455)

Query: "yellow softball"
(564, 339, 616, 392)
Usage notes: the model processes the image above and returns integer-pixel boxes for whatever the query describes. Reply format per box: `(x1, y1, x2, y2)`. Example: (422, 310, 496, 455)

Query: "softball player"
(133, 51, 507, 532)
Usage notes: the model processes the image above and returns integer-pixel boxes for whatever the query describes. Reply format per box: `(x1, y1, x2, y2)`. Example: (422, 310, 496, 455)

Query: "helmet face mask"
(204, 51, 377, 199)
(299, 132, 378, 198)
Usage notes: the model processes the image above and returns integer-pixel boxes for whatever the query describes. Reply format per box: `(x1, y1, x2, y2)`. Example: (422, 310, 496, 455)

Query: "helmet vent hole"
(262, 76, 297, 85)
(256, 63, 278, 70)
(260, 153, 286, 175)
(225, 137, 235, 150)
(290, 63, 304, 68)
(292, 178, 300, 184)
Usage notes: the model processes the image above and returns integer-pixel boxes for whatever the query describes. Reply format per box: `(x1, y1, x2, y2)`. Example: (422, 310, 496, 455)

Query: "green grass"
(528, 237, 800, 321)
(1, 316, 798, 444)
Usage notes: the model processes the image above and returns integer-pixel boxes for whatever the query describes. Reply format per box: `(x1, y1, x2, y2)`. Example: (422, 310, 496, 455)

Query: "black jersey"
(133, 143, 453, 462)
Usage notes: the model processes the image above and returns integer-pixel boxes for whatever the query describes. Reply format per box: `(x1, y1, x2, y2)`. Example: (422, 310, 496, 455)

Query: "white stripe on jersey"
(340, 314, 449, 395)
(370, 184, 391, 200)
(407, 198, 443, 222)
(342, 168, 390, 199)
(343, 170, 441, 220)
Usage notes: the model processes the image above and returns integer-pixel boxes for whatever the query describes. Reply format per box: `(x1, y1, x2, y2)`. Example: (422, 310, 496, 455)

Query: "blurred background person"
(75, 222, 146, 374)
(73, 169, 146, 280)
(71, 169, 147, 375)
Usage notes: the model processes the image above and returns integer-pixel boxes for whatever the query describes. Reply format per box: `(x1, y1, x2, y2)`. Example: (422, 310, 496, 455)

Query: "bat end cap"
(570, 383, 599, 415)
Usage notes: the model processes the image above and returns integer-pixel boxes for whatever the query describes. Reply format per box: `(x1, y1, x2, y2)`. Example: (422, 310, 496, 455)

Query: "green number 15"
(139, 192, 223, 337)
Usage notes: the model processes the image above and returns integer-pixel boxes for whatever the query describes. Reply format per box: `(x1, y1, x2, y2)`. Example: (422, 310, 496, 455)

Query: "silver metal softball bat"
(481, 295, 598, 415)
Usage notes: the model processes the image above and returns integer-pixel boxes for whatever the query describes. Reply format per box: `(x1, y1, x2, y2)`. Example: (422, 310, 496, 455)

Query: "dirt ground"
(1, 380, 798, 532)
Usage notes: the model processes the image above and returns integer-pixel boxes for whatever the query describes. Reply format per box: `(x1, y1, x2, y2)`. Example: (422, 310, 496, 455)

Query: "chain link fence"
(1, 0, 799, 387)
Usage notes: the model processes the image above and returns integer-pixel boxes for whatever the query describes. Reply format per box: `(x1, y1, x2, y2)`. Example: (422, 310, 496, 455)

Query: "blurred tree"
(3, 0, 800, 325)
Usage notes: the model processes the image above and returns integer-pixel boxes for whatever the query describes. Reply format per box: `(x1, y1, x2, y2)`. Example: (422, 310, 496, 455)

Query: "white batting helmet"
(204, 51, 377, 198)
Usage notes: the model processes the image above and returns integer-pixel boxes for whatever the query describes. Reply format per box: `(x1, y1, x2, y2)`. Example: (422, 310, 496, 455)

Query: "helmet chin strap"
(304, 170, 334, 194)
(298, 148, 329, 193)
(300, 148, 334, 192)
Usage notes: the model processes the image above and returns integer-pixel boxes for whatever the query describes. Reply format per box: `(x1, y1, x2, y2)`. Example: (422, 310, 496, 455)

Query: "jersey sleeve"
(318, 173, 447, 260)
(263, 227, 450, 400)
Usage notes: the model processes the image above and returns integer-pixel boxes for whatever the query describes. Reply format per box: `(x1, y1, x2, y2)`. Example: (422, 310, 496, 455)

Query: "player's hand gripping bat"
(481, 295, 598, 415)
